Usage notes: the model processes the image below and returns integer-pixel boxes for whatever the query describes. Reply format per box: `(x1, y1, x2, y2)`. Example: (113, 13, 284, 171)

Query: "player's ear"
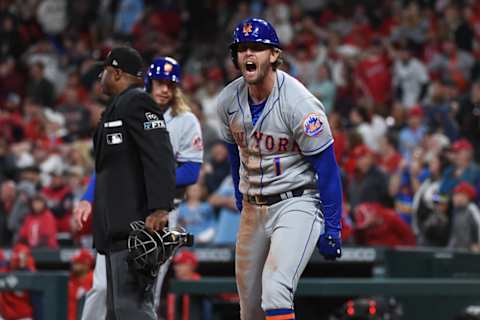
(113, 68, 123, 81)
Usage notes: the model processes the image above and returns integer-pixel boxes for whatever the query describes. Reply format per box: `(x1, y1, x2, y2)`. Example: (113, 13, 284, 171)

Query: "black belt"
(247, 187, 306, 206)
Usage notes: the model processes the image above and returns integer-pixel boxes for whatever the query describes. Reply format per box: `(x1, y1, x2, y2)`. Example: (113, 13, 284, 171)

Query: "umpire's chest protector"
(92, 86, 175, 252)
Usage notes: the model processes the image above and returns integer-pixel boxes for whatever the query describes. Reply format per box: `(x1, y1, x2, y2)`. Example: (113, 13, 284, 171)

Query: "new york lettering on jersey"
(218, 70, 333, 196)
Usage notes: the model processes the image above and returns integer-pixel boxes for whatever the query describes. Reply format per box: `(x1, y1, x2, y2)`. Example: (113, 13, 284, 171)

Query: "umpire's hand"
(145, 210, 169, 231)
(72, 200, 92, 231)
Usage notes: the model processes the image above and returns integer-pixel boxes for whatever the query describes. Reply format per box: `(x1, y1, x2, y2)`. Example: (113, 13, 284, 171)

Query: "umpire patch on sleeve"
(144, 119, 166, 130)
(303, 112, 324, 137)
(106, 133, 123, 144)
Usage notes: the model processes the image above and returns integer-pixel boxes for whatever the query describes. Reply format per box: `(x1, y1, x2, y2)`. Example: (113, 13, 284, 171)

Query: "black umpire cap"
(97, 46, 145, 78)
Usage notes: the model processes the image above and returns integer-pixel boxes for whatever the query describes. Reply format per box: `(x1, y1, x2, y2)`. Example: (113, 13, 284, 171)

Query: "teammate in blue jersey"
(73, 57, 203, 319)
(217, 18, 343, 320)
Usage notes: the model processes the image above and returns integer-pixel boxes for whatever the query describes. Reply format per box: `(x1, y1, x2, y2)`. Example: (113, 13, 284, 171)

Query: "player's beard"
(154, 95, 171, 109)
(242, 60, 270, 85)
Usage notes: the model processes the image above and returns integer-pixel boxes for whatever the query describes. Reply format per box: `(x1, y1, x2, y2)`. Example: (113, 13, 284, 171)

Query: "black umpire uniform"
(93, 47, 175, 320)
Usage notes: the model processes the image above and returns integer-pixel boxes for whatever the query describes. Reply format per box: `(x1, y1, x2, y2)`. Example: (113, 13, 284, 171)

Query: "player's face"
(237, 43, 279, 84)
(151, 79, 174, 108)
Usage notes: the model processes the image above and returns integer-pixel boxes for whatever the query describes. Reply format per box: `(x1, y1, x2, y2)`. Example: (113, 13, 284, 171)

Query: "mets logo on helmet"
(243, 23, 253, 36)
(164, 63, 173, 74)
(303, 112, 324, 137)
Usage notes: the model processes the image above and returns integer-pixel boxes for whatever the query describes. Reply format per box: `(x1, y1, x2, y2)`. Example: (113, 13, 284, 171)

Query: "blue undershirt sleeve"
(176, 162, 202, 187)
(226, 142, 243, 211)
(80, 162, 201, 204)
(304, 144, 342, 237)
(81, 172, 96, 203)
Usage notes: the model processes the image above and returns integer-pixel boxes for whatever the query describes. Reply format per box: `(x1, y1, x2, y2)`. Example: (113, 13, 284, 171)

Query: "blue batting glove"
(317, 231, 342, 261)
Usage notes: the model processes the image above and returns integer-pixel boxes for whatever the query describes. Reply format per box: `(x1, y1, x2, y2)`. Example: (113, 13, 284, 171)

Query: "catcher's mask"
(127, 221, 194, 278)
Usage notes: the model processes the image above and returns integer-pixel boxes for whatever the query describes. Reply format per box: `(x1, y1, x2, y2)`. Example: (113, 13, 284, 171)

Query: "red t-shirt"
(68, 272, 93, 320)
(355, 205, 416, 247)
(18, 210, 58, 249)
(356, 54, 391, 105)
(379, 152, 403, 175)
(0, 290, 33, 320)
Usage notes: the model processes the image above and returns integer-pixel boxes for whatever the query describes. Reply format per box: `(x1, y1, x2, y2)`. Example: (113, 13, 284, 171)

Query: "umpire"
(93, 46, 175, 320)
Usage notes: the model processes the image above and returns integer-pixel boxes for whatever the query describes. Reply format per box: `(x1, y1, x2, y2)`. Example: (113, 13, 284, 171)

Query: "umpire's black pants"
(105, 249, 157, 320)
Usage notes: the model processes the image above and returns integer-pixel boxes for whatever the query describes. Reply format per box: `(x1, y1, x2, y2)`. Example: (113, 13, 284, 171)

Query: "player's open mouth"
(245, 61, 257, 73)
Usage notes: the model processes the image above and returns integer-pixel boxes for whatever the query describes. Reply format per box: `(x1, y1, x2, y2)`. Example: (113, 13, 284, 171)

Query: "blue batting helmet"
(230, 18, 280, 49)
(145, 57, 181, 92)
(229, 18, 280, 68)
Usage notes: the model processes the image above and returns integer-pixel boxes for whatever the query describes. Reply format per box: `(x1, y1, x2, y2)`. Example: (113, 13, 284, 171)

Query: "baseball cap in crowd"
(173, 250, 198, 269)
(409, 105, 424, 118)
(453, 181, 477, 201)
(71, 249, 94, 268)
(98, 46, 145, 78)
(451, 138, 473, 152)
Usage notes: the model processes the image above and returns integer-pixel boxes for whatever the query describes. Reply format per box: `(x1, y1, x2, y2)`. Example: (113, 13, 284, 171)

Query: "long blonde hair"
(170, 87, 191, 117)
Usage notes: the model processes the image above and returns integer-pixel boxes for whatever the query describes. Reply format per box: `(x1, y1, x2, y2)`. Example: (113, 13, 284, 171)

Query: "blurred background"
(1, 0, 480, 319)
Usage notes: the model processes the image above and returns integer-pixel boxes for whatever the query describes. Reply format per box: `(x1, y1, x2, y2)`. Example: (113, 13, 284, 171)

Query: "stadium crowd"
(1, 0, 480, 262)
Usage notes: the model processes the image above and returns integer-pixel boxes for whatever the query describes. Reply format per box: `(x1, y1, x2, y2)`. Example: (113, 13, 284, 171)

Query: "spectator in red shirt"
(17, 195, 58, 249)
(378, 133, 403, 175)
(167, 251, 209, 320)
(68, 249, 94, 320)
(353, 202, 416, 247)
(0, 244, 37, 320)
(22, 99, 45, 141)
(355, 38, 392, 114)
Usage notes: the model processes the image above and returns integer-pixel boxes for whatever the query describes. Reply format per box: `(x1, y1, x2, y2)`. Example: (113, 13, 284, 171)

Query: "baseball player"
(73, 56, 203, 319)
(217, 18, 343, 320)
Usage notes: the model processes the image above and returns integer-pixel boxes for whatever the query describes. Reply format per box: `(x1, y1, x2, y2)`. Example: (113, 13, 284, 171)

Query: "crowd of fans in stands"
(1, 0, 480, 259)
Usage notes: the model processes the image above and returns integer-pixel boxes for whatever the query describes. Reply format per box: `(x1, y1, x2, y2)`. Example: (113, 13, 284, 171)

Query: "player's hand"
(72, 200, 92, 231)
(317, 231, 342, 261)
(145, 210, 169, 231)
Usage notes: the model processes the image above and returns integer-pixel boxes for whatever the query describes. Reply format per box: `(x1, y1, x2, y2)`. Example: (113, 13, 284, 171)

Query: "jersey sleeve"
(176, 113, 204, 163)
(81, 172, 95, 203)
(216, 89, 235, 144)
(290, 96, 333, 156)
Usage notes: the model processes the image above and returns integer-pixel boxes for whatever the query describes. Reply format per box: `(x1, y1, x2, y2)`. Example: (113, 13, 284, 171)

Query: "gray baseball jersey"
(217, 70, 333, 196)
(217, 70, 328, 318)
(164, 108, 203, 163)
(153, 108, 203, 310)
